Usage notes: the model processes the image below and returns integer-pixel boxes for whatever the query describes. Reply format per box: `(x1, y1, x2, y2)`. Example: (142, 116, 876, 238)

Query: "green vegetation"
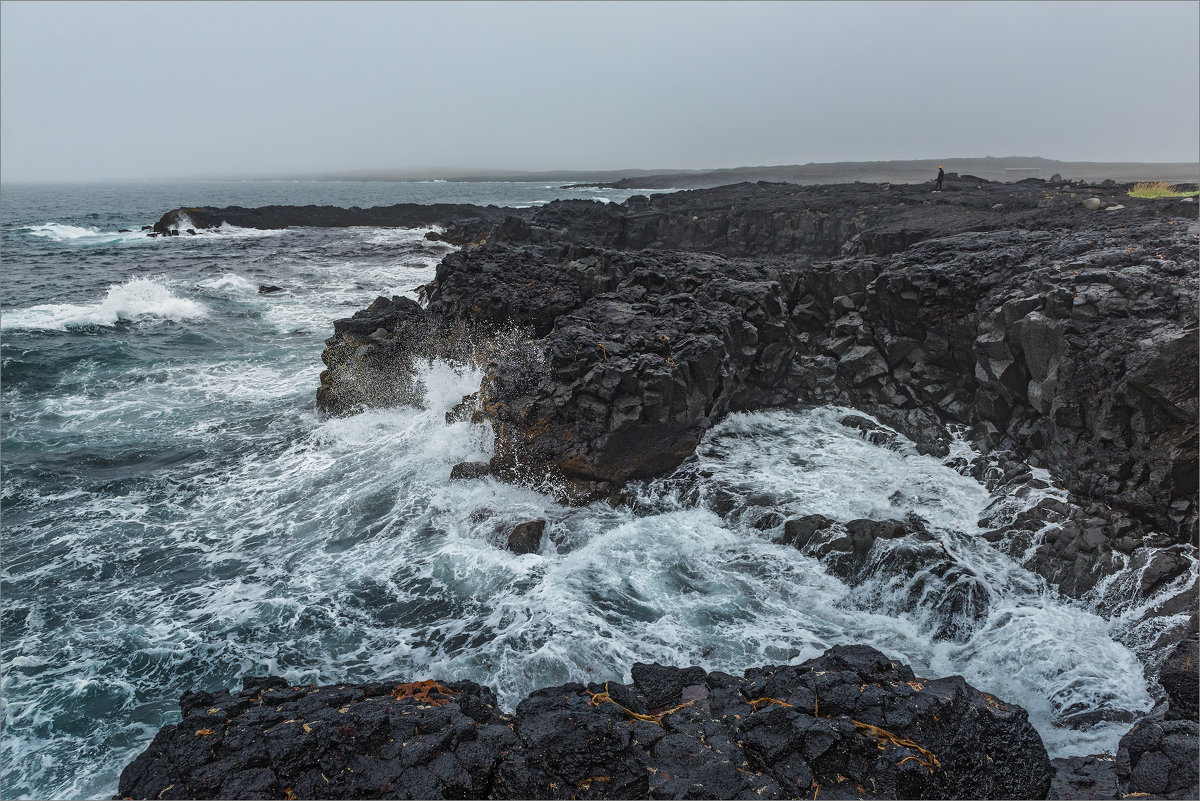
(1127, 181, 1200, 199)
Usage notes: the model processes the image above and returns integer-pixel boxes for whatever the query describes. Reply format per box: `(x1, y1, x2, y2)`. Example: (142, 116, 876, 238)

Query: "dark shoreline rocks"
(117, 646, 1055, 800)
(315, 180, 1197, 542)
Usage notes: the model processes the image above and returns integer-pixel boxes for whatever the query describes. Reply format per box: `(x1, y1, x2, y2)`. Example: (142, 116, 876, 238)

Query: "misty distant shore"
(255, 156, 1200, 190)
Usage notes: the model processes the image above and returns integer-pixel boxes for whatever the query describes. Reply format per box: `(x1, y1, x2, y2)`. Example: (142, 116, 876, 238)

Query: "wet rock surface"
(506, 519, 545, 554)
(118, 646, 1054, 799)
(1048, 755, 1118, 800)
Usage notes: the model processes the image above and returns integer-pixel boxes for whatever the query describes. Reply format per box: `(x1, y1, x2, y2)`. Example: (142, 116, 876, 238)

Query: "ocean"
(0, 181, 1190, 799)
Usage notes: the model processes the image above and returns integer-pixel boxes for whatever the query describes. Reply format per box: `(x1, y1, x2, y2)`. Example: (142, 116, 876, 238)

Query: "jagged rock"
(119, 646, 1054, 799)
(446, 393, 479, 424)
(782, 517, 990, 641)
(449, 462, 491, 481)
(118, 678, 516, 800)
(1116, 718, 1200, 799)
(507, 520, 545, 554)
(258, 285, 284, 294)
(1160, 635, 1199, 720)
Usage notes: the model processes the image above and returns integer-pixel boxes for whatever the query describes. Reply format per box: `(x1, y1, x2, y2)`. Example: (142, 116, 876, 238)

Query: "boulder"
(507, 520, 545, 554)
(1160, 635, 1199, 720)
(1116, 718, 1199, 799)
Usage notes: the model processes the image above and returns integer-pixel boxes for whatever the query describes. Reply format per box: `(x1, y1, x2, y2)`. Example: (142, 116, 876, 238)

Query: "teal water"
(1, 181, 1188, 799)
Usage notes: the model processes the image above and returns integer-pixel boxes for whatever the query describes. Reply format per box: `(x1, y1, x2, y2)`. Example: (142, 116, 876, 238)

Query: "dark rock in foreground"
(117, 645, 1054, 800)
(1116, 718, 1199, 800)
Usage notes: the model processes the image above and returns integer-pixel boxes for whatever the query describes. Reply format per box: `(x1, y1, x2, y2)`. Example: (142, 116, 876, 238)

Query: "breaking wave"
(21, 223, 147, 245)
(0, 277, 208, 331)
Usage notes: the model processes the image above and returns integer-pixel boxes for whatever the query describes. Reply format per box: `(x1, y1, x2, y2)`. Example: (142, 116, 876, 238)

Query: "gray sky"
(2, 1, 1197, 182)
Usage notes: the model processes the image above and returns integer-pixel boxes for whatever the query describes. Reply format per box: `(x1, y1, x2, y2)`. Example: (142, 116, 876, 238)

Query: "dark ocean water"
(0, 181, 1190, 799)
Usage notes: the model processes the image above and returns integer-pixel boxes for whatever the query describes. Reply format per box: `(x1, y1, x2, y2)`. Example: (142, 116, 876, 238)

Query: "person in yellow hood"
(935, 165, 945, 190)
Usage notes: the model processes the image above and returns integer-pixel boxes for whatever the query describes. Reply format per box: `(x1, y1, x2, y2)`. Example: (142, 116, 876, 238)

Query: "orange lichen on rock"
(585, 682, 694, 727)
(851, 720, 940, 774)
(392, 680, 460, 707)
(743, 695, 795, 711)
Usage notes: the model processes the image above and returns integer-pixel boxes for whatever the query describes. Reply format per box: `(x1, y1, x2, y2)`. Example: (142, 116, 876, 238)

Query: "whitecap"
(0, 277, 208, 331)
(22, 222, 147, 245)
(194, 274, 259, 297)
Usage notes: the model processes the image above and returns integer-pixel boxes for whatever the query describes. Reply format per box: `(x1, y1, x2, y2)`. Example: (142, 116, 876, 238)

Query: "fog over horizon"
(2, 1, 1198, 183)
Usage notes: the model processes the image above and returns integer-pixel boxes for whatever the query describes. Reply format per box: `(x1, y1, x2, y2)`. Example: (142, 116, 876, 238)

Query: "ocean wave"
(167, 219, 283, 239)
(22, 223, 148, 245)
(194, 274, 260, 297)
(361, 227, 442, 246)
(0, 277, 208, 331)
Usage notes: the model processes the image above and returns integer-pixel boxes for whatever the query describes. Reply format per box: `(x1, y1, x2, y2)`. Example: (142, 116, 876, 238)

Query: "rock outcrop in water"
(150, 202, 513, 237)
(118, 646, 1054, 800)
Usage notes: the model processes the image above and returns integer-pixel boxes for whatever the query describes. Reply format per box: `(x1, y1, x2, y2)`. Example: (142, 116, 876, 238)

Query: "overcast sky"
(2, 1, 1197, 182)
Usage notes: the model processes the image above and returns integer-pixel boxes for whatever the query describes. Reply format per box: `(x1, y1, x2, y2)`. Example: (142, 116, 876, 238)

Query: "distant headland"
(241, 156, 1200, 189)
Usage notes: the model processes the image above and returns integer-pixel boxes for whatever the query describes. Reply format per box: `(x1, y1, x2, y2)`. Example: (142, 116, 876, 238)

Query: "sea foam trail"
(0, 277, 208, 331)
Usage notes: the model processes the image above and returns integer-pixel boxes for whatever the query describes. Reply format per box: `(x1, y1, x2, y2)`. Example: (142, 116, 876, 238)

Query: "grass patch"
(1127, 181, 1200, 199)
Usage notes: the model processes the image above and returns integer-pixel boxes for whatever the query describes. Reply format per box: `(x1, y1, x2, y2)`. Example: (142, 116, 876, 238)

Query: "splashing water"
(0, 277, 209, 331)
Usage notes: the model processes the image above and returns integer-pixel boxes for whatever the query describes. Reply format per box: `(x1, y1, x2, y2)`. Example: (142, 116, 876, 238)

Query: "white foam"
(0, 277, 208, 331)
(22, 222, 147, 245)
(194, 274, 259, 296)
(361, 227, 442, 246)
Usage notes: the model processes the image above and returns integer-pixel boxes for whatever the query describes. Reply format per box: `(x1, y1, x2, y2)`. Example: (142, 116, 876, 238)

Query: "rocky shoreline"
(120, 646, 1056, 800)
(129, 177, 1199, 799)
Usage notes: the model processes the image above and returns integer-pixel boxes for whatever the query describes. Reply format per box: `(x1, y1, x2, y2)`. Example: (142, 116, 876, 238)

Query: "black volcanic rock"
(1116, 717, 1200, 799)
(1160, 635, 1199, 721)
(449, 461, 491, 481)
(150, 202, 513, 236)
(314, 180, 1197, 547)
(118, 646, 1054, 800)
(1049, 754, 1119, 799)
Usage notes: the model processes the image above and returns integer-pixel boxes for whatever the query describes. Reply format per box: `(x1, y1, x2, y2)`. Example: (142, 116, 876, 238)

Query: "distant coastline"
(231, 156, 1200, 189)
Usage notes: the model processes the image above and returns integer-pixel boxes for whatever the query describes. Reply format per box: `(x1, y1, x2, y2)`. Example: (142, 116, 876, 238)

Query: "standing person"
(934, 165, 944, 190)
